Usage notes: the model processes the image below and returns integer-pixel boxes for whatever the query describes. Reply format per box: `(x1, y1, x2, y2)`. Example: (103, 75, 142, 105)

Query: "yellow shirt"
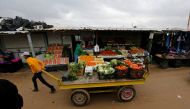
(26, 57, 45, 73)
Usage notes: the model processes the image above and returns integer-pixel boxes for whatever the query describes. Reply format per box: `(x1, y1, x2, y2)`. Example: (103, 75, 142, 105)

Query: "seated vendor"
(168, 46, 177, 54)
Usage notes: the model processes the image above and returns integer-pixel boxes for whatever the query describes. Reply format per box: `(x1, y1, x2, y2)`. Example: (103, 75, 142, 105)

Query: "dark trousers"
(145, 64, 149, 72)
(32, 72, 53, 90)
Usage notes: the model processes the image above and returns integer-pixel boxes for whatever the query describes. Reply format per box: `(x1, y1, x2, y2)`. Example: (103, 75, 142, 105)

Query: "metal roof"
(0, 27, 188, 34)
(0, 31, 28, 35)
(28, 26, 161, 32)
(162, 28, 188, 32)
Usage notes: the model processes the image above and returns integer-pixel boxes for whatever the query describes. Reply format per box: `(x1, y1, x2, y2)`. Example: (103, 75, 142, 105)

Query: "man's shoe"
(33, 89, 38, 92)
(50, 87, 56, 93)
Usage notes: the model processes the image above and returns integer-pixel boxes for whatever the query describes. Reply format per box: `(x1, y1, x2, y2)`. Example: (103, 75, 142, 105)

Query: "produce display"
(86, 61, 96, 66)
(100, 50, 117, 56)
(115, 65, 128, 70)
(67, 62, 85, 80)
(115, 65, 129, 79)
(110, 59, 124, 67)
(65, 57, 146, 81)
(43, 44, 69, 65)
(78, 55, 104, 66)
(129, 47, 145, 56)
(96, 64, 115, 80)
(64, 46, 148, 81)
(124, 59, 145, 79)
(97, 46, 147, 60)
(78, 55, 94, 62)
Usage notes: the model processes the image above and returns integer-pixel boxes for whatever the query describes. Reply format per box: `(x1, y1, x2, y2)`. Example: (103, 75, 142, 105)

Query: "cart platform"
(42, 70, 149, 90)
(42, 70, 149, 106)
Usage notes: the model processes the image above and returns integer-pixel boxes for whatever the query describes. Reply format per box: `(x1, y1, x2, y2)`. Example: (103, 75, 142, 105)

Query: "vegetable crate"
(42, 70, 149, 106)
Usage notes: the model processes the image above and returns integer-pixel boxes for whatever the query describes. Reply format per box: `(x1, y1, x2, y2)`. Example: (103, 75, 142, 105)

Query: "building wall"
(3, 31, 73, 53)
(3, 34, 29, 49)
(31, 33, 45, 48)
(30, 33, 46, 52)
(46, 31, 72, 45)
(47, 31, 62, 44)
(62, 35, 72, 44)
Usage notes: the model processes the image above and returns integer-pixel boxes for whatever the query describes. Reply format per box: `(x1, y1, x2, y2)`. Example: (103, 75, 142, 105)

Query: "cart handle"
(143, 71, 150, 79)
(42, 70, 62, 82)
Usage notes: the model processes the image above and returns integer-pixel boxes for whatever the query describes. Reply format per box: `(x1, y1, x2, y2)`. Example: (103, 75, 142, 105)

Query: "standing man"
(94, 44, 99, 57)
(144, 51, 151, 72)
(74, 43, 82, 63)
(22, 52, 56, 93)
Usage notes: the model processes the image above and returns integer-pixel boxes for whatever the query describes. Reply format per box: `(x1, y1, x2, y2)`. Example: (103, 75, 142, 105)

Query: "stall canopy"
(28, 26, 161, 32)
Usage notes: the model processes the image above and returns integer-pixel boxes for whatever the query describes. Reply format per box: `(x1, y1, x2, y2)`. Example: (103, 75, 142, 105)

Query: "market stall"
(42, 44, 69, 71)
(0, 50, 23, 73)
(152, 31, 190, 68)
(36, 29, 151, 106)
(67, 31, 150, 81)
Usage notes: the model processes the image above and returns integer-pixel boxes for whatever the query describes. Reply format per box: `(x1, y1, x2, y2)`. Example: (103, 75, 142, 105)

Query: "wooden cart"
(42, 70, 149, 106)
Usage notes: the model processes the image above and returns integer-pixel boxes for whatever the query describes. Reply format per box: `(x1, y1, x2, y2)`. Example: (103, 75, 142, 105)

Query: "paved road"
(0, 65, 190, 109)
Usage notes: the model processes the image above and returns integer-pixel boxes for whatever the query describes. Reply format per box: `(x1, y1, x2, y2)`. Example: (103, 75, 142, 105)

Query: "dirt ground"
(1, 65, 190, 109)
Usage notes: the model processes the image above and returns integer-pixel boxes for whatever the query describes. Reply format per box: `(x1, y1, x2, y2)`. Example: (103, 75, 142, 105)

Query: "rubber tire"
(117, 86, 136, 102)
(71, 89, 90, 106)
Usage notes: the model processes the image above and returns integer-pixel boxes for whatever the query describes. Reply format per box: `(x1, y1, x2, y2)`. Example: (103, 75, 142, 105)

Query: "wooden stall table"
(155, 54, 190, 68)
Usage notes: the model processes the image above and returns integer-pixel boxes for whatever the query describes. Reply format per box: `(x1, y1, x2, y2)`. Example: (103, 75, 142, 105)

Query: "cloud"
(0, 0, 189, 29)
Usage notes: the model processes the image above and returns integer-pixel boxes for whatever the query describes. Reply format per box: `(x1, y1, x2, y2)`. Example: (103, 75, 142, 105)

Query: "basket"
(115, 69, 129, 79)
(130, 69, 145, 79)
(98, 73, 114, 80)
(76, 68, 84, 76)
(68, 67, 84, 76)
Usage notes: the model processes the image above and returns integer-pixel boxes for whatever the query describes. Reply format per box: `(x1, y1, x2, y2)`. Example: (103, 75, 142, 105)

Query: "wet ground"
(0, 65, 190, 109)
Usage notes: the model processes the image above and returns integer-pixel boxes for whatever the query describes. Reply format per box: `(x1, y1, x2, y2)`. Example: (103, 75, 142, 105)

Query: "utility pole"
(187, 12, 190, 31)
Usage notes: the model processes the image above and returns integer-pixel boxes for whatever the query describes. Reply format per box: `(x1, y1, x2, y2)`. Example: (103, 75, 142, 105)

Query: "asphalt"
(0, 65, 190, 109)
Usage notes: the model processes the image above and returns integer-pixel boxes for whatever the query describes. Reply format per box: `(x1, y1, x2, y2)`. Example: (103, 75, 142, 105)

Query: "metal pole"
(27, 33, 35, 57)
(148, 32, 154, 53)
(43, 32, 49, 49)
(187, 12, 190, 30)
(0, 36, 6, 50)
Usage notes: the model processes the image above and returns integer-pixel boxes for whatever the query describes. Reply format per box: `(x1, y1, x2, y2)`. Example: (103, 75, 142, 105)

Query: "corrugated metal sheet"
(28, 26, 161, 32)
(162, 28, 187, 32)
(0, 31, 28, 35)
(0, 27, 188, 34)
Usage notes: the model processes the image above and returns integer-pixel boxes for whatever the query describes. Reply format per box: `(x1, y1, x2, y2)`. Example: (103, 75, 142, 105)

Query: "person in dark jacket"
(0, 79, 23, 109)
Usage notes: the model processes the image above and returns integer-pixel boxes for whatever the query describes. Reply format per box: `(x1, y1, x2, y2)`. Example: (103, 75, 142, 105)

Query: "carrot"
(130, 63, 143, 70)
(124, 59, 133, 66)
(115, 65, 128, 70)
(86, 61, 96, 66)
(79, 55, 95, 63)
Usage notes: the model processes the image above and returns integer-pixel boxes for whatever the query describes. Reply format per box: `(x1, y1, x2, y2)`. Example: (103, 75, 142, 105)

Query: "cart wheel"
(117, 86, 136, 102)
(71, 89, 90, 106)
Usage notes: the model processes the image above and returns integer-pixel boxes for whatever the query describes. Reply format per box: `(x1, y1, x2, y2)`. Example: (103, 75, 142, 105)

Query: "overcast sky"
(0, 0, 190, 29)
